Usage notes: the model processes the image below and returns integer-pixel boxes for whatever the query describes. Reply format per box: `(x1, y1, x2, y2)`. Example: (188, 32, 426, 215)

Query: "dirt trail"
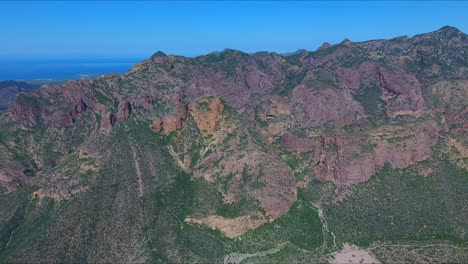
(312, 202, 337, 249)
(167, 145, 190, 172)
(224, 243, 287, 264)
(131, 145, 144, 197)
(368, 243, 465, 250)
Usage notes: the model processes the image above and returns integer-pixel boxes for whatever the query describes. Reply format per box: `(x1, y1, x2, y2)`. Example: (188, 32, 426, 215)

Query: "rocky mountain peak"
(437, 25, 463, 34)
(317, 42, 332, 51)
(150, 50, 167, 59)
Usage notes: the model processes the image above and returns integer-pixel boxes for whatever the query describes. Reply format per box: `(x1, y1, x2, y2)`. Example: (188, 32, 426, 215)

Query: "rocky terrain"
(0, 26, 467, 263)
(0, 81, 41, 113)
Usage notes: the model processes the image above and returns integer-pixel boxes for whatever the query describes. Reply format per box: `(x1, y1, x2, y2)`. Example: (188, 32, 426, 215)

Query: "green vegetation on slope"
(326, 162, 468, 247)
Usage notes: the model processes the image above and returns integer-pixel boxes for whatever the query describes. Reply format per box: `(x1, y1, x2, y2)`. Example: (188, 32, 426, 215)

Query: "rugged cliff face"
(0, 26, 467, 263)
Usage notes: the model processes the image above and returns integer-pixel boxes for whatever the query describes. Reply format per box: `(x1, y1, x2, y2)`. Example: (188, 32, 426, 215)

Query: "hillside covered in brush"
(0, 81, 41, 113)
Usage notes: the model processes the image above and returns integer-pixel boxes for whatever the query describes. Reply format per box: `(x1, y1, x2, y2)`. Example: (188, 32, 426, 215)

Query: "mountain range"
(0, 26, 467, 263)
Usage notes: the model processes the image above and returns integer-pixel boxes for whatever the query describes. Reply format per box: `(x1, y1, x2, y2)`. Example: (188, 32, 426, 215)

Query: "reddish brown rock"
(312, 121, 439, 186)
(281, 132, 319, 152)
(151, 115, 184, 135)
(291, 85, 366, 129)
(189, 97, 224, 137)
(373, 121, 439, 168)
(115, 101, 132, 122)
(378, 69, 426, 117)
(100, 112, 115, 132)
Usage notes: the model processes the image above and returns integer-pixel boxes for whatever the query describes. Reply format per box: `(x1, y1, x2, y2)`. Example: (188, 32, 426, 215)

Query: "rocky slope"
(0, 81, 41, 112)
(0, 26, 467, 263)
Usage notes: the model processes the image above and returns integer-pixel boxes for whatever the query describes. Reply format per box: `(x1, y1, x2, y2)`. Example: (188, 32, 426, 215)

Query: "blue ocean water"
(0, 58, 144, 81)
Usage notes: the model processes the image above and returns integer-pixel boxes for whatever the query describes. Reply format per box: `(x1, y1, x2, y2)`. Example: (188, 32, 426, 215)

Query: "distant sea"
(0, 58, 144, 81)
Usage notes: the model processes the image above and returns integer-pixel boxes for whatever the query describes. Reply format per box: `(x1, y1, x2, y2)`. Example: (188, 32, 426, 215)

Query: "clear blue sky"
(1, 1, 467, 59)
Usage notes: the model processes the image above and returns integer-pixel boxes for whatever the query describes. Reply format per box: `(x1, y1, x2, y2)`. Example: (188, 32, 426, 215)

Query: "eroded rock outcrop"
(312, 121, 439, 186)
(189, 97, 225, 138)
(180, 97, 297, 237)
(115, 101, 132, 122)
(372, 121, 439, 168)
(150, 115, 184, 135)
(291, 85, 366, 129)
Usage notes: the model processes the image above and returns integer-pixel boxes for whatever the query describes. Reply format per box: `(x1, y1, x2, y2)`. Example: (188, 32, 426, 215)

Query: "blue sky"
(1, 1, 467, 59)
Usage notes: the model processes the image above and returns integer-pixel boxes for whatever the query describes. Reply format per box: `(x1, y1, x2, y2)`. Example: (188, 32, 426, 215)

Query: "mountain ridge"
(138, 25, 465, 61)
